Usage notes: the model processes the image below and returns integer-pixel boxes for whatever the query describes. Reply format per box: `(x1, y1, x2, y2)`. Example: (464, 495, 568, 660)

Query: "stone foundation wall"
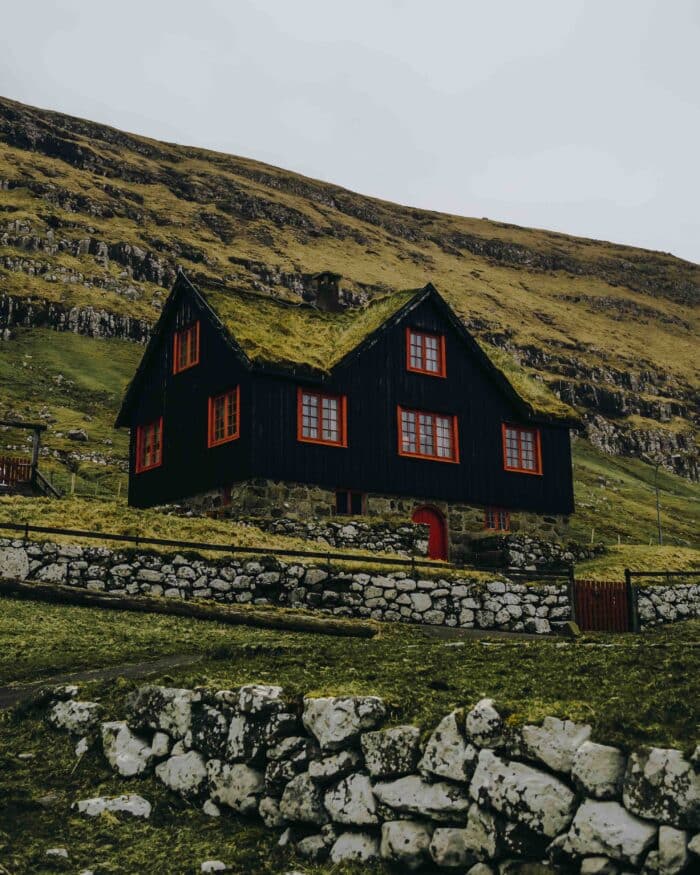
(46, 683, 700, 873)
(637, 583, 700, 629)
(172, 478, 571, 561)
(0, 538, 568, 634)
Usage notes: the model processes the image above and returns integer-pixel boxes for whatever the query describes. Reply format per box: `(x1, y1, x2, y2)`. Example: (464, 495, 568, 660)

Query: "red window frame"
(406, 327, 446, 377)
(208, 387, 240, 448)
(297, 388, 348, 447)
(502, 423, 542, 475)
(173, 321, 200, 374)
(397, 405, 459, 463)
(484, 507, 511, 532)
(135, 417, 163, 474)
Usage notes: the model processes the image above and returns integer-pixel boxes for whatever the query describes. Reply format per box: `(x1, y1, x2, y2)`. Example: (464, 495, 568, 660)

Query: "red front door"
(412, 506, 448, 560)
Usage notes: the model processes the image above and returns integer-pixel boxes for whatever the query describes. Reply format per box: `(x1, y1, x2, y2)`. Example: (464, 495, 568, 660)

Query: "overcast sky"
(2, 0, 698, 263)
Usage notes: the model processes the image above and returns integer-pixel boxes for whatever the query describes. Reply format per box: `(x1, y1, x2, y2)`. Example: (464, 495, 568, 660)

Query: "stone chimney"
(312, 271, 343, 312)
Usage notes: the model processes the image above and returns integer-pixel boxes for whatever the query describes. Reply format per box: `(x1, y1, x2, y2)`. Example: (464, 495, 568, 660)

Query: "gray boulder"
(419, 710, 478, 782)
(49, 699, 102, 735)
(206, 760, 264, 814)
(74, 794, 151, 818)
(521, 716, 591, 774)
(373, 774, 470, 822)
(0, 546, 29, 580)
(465, 698, 503, 748)
(572, 741, 626, 800)
(323, 773, 378, 825)
(302, 696, 386, 750)
(470, 749, 576, 837)
(279, 773, 329, 825)
(129, 686, 199, 739)
(237, 684, 284, 715)
(361, 725, 421, 778)
(380, 820, 433, 871)
(329, 831, 380, 863)
(564, 799, 658, 866)
(101, 721, 154, 777)
(429, 827, 476, 868)
(658, 825, 689, 875)
(307, 749, 360, 784)
(623, 748, 700, 829)
(155, 751, 207, 799)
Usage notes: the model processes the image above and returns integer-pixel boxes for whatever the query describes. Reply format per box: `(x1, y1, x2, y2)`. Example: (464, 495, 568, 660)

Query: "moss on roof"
(201, 282, 577, 422)
(204, 286, 420, 373)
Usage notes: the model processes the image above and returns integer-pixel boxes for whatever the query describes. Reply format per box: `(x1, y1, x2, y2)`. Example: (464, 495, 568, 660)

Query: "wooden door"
(412, 506, 448, 560)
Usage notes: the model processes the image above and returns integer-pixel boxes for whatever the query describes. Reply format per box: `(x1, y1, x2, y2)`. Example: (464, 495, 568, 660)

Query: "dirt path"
(0, 653, 202, 711)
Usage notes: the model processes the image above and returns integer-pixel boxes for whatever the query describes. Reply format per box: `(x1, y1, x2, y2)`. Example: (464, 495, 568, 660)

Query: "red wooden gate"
(574, 579, 630, 632)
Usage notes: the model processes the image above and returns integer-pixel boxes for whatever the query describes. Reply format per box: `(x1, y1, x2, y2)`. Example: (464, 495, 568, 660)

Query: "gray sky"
(2, 0, 698, 263)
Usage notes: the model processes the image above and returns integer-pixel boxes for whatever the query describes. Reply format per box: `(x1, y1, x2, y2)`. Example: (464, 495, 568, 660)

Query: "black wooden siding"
(127, 290, 574, 515)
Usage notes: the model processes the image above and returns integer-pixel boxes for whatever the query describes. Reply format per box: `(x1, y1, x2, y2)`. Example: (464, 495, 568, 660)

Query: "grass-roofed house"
(116, 271, 577, 560)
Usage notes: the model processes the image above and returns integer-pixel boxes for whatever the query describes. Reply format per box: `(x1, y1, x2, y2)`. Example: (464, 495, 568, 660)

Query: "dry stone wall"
(46, 683, 700, 873)
(637, 583, 700, 630)
(0, 538, 568, 634)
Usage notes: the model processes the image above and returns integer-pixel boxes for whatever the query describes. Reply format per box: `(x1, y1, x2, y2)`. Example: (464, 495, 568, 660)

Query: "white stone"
(580, 857, 619, 875)
(521, 716, 591, 773)
(464, 802, 500, 858)
(200, 862, 227, 872)
(238, 684, 284, 714)
(658, 825, 689, 875)
(37, 562, 67, 583)
(470, 749, 576, 837)
(380, 820, 433, 871)
(279, 772, 329, 825)
(49, 699, 102, 735)
(419, 710, 478, 782)
(259, 796, 287, 828)
(466, 865, 495, 875)
(373, 774, 470, 822)
(465, 698, 503, 747)
(623, 748, 700, 830)
(564, 799, 658, 866)
(46, 848, 69, 858)
(202, 799, 221, 818)
(429, 827, 474, 868)
(0, 546, 29, 580)
(151, 731, 171, 758)
(302, 696, 385, 751)
(74, 794, 151, 819)
(129, 685, 198, 739)
(101, 721, 153, 777)
(572, 741, 626, 800)
(361, 725, 420, 777)
(75, 736, 90, 758)
(323, 773, 378, 825)
(307, 749, 360, 783)
(206, 760, 264, 815)
(329, 831, 380, 864)
(155, 751, 207, 799)
(687, 833, 700, 856)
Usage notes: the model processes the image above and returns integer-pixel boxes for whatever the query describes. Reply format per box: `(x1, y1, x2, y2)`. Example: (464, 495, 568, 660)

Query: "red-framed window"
(297, 388, 348, 447)
(135, 417, 163, 473)
(397, 406, 459, 463)
(208, 387, 240, 448)
(406, 328, 446, 377)
(502, 424, 542, 475)
(484, 507, 510, 532)
(335, 489, 366, 516)
(173, 321, 200, 374)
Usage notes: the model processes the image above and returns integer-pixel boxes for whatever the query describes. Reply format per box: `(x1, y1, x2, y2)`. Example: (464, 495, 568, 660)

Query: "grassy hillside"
(0, 95, 697, 479)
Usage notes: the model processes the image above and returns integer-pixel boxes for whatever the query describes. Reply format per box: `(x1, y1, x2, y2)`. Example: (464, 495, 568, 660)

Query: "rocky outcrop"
(45, 683, 700, 874)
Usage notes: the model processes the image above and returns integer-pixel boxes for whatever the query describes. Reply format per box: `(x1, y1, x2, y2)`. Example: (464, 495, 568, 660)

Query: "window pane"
(401, 410, 417, 453)
(419, 413, 434, 455)
(505, 427, 520, 468)
(499, 511, 509, 530)
(436, 416, 452, 458)
(424, 335, 439, 372)
(520, 431, 535, 469)
(409, 332, 423, 369)
(322, 397, 339, 442)
(226, 391, 237, 437)
(302, 393, 318, 438)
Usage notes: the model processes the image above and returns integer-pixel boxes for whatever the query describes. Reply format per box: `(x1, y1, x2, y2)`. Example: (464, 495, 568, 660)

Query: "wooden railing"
(0, 455, 32, 486)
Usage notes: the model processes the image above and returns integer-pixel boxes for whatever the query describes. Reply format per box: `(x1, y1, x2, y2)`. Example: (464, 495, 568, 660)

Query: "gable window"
(335, 489, 366, 515)
(406, 328, 446, 377)
(398, 406, 459, 462)
(503, 424, 542, 474)
(484, 507, 510, 532)
(135, 417, 163, 473)
(208, 387, 240, 447)
(297, 388, 347, 447)
(173, 321, 200, 374)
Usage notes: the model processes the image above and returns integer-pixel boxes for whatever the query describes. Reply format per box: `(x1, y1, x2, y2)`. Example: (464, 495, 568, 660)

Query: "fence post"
(567, 564, 577, 624)
(625, 569, 639, 633)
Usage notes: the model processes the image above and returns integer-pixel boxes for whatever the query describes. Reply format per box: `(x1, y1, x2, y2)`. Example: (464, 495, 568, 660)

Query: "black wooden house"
(116, 272, 576, 559)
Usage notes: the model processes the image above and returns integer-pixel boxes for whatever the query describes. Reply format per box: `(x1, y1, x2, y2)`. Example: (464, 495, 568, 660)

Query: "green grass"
(1, 599, 697, 873)
(577, 545, 700, 581)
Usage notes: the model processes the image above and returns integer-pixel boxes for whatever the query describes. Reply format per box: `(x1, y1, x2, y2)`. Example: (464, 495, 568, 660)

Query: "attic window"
(173, 322, 200, 374)
(484, 508, 510, 532)
(208, 387, 240, 447)
(297, 388, 347, 447)
(406, 328, 446, 377)
(503, 424, 542, 475)
(135, 417, 163, 473)
(398, 406, 459, 462)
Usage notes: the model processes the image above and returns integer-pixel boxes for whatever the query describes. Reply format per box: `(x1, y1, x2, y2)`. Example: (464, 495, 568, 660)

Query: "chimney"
(312, 271, 343, 312)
